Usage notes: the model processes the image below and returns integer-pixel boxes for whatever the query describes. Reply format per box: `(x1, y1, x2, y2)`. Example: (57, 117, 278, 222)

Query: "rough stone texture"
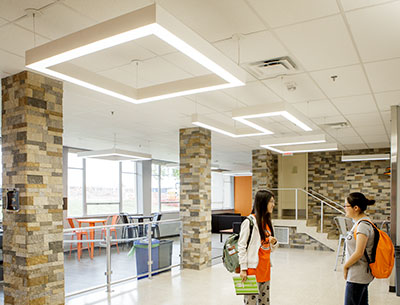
(308, 148, 391, 237)
(179, 127, 212, 270)
(1, 71, 64, 305)
(252, 149, 278, 217)
(276, 227, 333, 251)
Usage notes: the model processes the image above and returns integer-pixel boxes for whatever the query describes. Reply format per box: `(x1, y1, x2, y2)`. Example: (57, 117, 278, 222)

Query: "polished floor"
(65, 247, 399, 305)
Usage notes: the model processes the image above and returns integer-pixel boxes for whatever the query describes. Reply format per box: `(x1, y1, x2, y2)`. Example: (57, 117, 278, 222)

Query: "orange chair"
(66, 217, 90, 261)
(100, 215, 120, 254)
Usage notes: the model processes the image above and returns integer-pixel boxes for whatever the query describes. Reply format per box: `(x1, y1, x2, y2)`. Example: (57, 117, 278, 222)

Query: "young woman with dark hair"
(343, 192, 376, 305)
(238, 190, 278, 305)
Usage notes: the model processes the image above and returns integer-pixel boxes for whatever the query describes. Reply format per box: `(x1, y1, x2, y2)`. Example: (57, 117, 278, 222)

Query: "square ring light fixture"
(260, 134, 337, 154)
(232, 102, 314, 132)
(192, 102, 315, 138)
(77, 148, 151, 161)
(192, 114, 273, 138)
(25, 4, 246, 104)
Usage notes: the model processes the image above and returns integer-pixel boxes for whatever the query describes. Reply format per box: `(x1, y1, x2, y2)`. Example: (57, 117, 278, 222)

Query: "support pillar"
(179, 127, 211, 270)
(1, 71, 64, 304)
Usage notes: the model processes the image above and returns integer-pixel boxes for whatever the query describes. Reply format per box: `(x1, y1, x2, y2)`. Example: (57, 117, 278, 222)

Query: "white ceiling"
(0, 0, 399, 171)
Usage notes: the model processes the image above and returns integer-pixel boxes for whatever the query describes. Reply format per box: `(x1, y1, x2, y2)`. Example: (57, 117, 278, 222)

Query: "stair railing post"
(320, 200, 324, 233)
(295, 189, 298, 220)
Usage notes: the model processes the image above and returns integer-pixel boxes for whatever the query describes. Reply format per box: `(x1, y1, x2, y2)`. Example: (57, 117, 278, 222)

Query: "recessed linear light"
(223, 171, 253, 176)
(261, 142, 338, 154)
(25, 4, 245, 104)
(341, 154, 390, 162)
(192, 114, 273, 138)
(232, 102, 313, 132)
(77, 148, 151, 161)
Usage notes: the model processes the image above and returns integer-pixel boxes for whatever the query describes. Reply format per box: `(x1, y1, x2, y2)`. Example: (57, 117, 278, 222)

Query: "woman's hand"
(240, 270, 248, 283)
(343, 266, 348, 280)
(269, 236, 277, 246)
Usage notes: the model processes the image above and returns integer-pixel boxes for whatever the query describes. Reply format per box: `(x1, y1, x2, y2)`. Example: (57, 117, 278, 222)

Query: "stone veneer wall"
(308, 148, 391, 235)
(1, 71, 64, 304)
(252, 149, 278, 217)
(179, 127, 212, 270)
(277, 227, 333, 251)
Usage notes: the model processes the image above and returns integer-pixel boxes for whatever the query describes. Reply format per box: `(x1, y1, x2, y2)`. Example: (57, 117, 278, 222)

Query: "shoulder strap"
(353, 219, 379, 265)
(246, 216, 254, 249)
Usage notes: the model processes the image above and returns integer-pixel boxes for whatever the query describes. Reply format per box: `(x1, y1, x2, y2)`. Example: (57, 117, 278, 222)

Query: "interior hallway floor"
(65, 247, 399, 305)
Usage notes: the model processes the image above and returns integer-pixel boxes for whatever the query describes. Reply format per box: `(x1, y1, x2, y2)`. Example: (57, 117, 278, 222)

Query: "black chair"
(120, 213, 138, 247)
(147, 213, 162, 238)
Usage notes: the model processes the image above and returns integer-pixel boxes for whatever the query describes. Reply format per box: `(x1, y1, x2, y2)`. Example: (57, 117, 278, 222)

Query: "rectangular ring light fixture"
(192, 114, 273, 138)
(77, 148, 152, 161)
(26, 4, 246, 104)
(260, 134, 326, 147)
(232, 102, 314, 132)
(341, 154, 390, 162)
(261, 140, 337, 154)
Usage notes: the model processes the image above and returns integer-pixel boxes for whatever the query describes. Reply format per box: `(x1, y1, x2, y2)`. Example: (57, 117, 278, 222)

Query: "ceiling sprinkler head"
(285, 81, 297, 92)
(331, 75, 338, 82)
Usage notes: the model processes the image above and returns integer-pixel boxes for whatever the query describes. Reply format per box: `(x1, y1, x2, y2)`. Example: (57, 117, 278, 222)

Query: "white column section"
(390, 105, 400, 246)
(137, 160, 152, 215)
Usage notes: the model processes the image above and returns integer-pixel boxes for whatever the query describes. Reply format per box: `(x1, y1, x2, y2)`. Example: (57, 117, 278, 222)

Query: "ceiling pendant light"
(77, 112, 152, 161)
(25, 4, 245, 104)
(232, 102, 314, 132)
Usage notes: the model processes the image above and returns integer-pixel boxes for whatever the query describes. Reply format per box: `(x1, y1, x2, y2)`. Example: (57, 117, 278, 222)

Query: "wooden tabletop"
(76, 218, 107, 223)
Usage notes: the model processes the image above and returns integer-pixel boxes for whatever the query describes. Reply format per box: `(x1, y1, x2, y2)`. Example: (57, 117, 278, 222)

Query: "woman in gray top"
(343, 192, 376, 305)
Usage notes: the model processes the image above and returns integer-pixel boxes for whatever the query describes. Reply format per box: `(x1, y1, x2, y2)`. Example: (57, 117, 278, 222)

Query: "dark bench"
(211, 213, 245, 234)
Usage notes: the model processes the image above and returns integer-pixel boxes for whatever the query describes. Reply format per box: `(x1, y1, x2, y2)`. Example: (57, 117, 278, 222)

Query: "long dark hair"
(347, 192, 375, 212)
(251, 190, 275, 241)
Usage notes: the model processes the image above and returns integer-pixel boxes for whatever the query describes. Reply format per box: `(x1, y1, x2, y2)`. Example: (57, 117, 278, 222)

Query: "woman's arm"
(343, 233, 368, 280)
(238, 219, 251, 281)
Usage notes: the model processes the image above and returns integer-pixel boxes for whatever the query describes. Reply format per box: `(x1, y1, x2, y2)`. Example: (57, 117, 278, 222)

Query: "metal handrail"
(63, 218, 183, 298)
(307, 188, 343, 210)
(270, 188, 345, 233)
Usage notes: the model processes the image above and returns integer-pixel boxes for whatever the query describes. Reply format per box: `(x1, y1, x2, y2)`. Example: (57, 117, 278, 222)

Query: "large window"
(152, 163, 179, 212)
(86, 158, 120, 215)
(68, 152, 84, 216)
(67, 152, 138, 216)
(211, 172, 234, 210)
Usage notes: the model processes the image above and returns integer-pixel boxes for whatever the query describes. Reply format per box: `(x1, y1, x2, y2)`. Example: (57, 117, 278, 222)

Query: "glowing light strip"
(261, 143, 337, 154)
(341, 154, 390, 162)
(26, 5, 245, 104)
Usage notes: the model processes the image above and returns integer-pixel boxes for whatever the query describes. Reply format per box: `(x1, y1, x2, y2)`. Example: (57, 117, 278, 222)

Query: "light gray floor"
(0, 234, 225, 300)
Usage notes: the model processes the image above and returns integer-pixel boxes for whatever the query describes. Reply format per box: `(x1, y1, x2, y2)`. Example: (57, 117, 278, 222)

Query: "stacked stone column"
(179, 127, 211, 270)
(252, 149, 278, 216)
(1, 71, 64, 304)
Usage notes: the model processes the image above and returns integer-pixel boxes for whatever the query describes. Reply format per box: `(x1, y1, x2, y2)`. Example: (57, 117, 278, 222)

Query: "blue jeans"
(344, 282, 369, 305)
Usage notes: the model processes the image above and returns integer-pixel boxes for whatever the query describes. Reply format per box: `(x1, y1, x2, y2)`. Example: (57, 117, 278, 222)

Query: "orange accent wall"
(234, 176, 252, 216)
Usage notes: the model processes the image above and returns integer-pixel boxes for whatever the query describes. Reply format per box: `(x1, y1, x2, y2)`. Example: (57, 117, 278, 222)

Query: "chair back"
(111, 215, 120, 225)
(334, 216, 353, 236)
(66, 218, 76, 229)
(120, 213, 130, 224)
(152, 213, 162, 223)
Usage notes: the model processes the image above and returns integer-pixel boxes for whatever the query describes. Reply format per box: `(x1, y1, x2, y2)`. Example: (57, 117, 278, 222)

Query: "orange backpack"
(354, 219, 395, 279)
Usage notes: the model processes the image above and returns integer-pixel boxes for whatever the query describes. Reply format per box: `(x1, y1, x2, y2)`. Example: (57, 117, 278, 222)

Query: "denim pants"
(344, 282, 369, 305)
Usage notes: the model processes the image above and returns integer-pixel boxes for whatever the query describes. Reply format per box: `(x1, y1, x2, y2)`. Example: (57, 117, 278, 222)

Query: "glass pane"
(152, 163, 159, 175)
(122, 173, 137, 214)
(86, 158, 119, 204)
(122, 160, 136, 173)
(160, 165, 179, 212)
(68, 152, 83, 169)
(68, 168, 83, 216)
(151, 175, 160, 213)
(211, 172, 224, 210)
(87, 204, 119, 215)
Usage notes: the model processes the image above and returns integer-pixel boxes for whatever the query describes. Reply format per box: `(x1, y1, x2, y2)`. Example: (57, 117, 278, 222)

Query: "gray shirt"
(345, 217, 375, 284)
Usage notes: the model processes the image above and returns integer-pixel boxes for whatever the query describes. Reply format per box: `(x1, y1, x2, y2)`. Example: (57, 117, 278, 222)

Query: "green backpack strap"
(246, 216, 254, 249)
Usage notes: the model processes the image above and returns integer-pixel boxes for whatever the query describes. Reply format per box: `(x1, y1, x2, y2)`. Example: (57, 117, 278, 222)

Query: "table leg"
(220, 233, 223, 243)
(89, 223, 95, 259)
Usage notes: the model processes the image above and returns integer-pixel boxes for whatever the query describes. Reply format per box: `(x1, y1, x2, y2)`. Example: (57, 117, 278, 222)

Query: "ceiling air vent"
(242, 56, 297, 79)
(322, 122, 350, 129)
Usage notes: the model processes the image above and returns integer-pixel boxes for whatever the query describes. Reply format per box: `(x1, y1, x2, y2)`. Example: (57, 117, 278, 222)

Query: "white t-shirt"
(345, 217, 375, 284)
